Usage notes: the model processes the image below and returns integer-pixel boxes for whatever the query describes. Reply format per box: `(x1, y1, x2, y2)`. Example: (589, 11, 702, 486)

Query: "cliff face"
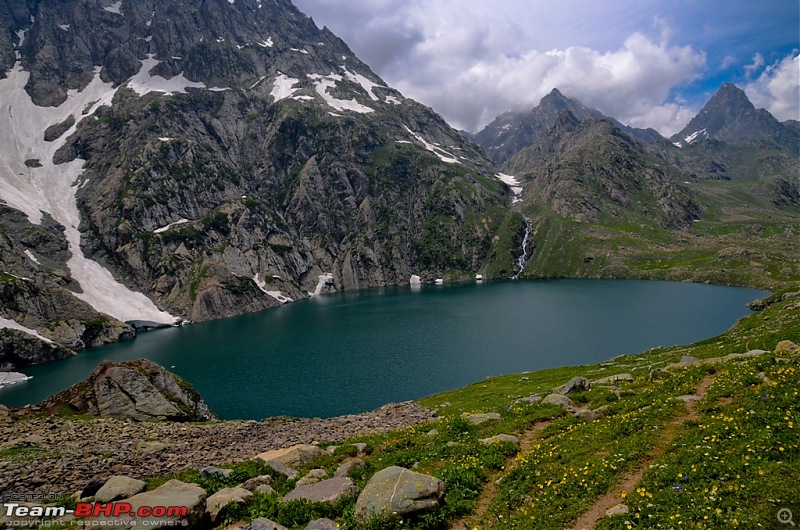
(0, 0, 514, 357)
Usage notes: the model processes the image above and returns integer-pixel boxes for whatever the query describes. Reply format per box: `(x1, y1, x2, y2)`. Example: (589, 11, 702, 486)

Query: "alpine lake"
(0, 279, 767, 420)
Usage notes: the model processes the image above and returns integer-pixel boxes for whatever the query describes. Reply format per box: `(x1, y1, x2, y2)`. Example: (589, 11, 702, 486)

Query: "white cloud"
(745, 53, 800, 122)
(744, 53, 765, 75)
(391, 31, 706, 135)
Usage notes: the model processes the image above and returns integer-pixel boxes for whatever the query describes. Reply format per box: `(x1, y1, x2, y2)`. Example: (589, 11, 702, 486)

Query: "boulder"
(334, 459, 365, 478)
(240, 475, 273, 492)
(354, 467, 445, 523)
(542, 393, 578, 411)
(86, 480, 206, 529)
(94, 476, 146, 502)
(80, 477, 108, 499)
(264, 461, 298, 480)
(284, 477, 358, 504)
(593, 374, 633, 385)
(514, 394, 541, 405)
(606, 503, 629, 517)
(296, 469, 328, 487)
(465, 412, 501, 424)
(776, 340, 799, 352)
(41, 359, 214, 422)
(553, 376, 591, 394)
(256, 444, 326, 468)
(200, 466, 233, 479)
(244, 518, 288, 530)
(206, 487, 253, 524)
(479, 434, 520, 445)
(305, 519, 338, 530)
(573, 409, 602, 421)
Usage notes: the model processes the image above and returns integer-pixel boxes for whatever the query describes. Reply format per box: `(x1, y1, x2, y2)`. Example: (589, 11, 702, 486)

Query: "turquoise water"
(0, 280, 766, 419)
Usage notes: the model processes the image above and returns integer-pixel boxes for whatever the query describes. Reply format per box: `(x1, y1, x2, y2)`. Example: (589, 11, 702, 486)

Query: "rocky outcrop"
(41, 359, 214, 421)
(206, 487, 253, 525)
(94, 476, 147, 503)
(0, 328, 74, 371)
(354, 466, 445, 523)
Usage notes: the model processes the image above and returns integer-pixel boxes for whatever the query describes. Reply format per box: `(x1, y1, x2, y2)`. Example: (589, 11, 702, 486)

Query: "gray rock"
(86, 480, 206, 529)
(606, 503, 629, 517)
(776, 340, 799, 352)
(514, 394, 542, 405)
(296, 468, 328, 487)
(284, 477, 358, 504)
(253, 484, 276, 495)
(94, 476, 146, 502)
(80, 477, 108, 499)
(553, 376, 592, 394)
(680, 356, 699, 366)
(479, 434, 520, 445)
(465, 412, 501, 424)
(206, 487, 254, 524)
(240, 475, 274, 492)
(245, 518, 289, 530)
(305, 519, 338, 530)
(676, 395, 701, 404)
(264, 461, 298, 480)
(354, 467, 445, 523)
(542, 393, 578, 411)
(593, 373, 633, 385)
(353, 443, 367, 453)
(573, 409, 602, 421)
(334, 459, 365, 478)
(200, 466, 233, 479)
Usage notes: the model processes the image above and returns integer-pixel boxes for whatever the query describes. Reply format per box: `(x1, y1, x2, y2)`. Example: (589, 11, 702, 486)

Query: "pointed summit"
(672, 84, 798, 153)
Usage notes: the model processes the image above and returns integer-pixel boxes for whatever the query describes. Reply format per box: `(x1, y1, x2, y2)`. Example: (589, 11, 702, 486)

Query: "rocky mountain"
(504, 112, 702, 230)
(671, 83, 799, 153)
(475, 88, 659, 164)
(0, 0, 517, 359)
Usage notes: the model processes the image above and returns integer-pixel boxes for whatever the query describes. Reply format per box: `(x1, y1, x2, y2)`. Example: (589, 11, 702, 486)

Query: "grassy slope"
(513, 180, 800, 291)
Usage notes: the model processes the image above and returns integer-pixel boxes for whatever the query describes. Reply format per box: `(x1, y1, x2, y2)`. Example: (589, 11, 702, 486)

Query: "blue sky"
(293, 0, 799, 135)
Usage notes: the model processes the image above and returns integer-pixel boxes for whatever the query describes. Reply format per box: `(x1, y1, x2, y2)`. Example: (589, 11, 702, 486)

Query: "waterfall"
(513, 217, 533, 279)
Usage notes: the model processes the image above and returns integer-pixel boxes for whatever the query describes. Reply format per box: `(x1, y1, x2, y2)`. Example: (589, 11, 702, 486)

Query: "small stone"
(542, 393, 577, 411)
(465, 412, 501, 424)
(334, 459, 365, 478)
(514, 394, 541, 405)
(247, 518, 288, 530)
(200, 466, 233, 479)
(776, 340, 799, 352)
(479, 434, 520, 445)
(553, 376, 592, 394)
(305, 518, 338, 530)
(240, 475, 273, 492)
(606, 503, 629, 517)
(352, 443, 367, 453)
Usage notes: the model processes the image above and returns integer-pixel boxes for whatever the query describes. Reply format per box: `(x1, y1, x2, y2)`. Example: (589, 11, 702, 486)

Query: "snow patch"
(127, 55, 206, 96)
(0, 316, 52, 343)
(103, 1, 122, 15)
(384, 95, 401, 105)
(291, 48, 309, 55)
(684, 128, 707, 145)
(496, 173, 523, 202)
(270, 73, 301, 101)
(0, 371, 32, 388)
(311, 273, 334, 296)
(402, 126, 460, 164)
(341, 67, 384, 101)
(257, 38, 273, 48)
(24, 250, 40, 265)
(253, 273, 293, 304)
(58, 24, 70, 31)
(153, 218, 190, 234)
(307, 73, 373, 114)
(0, 63, 176, 324)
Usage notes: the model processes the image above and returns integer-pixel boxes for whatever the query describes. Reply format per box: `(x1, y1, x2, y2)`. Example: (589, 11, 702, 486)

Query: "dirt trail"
(565, 374, 715, 530)
(448, 420, 552, 530)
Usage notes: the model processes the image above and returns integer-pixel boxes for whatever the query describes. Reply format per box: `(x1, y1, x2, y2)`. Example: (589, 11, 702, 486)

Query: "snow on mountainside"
(0, 0, 512, 359)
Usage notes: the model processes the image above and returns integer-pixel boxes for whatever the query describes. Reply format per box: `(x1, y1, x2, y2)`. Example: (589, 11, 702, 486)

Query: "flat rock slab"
(480, 434, 520, 445)
(593, 374, 633, 385)
(256, 444, 326, 468)
(86, 479, 206, 529)
(94, 476, 146, 502)
(284, 477, 357, 504)
(305, 519, 338, 530)
(354, 466, 445, 523)
(465, 412, 501, 424)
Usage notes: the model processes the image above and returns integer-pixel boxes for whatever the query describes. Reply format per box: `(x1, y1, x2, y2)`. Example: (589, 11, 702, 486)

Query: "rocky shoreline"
(0, 402, 436, 497)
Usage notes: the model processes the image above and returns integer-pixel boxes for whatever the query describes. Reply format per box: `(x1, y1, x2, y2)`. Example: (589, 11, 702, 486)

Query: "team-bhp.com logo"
(3, 502, 189, 527)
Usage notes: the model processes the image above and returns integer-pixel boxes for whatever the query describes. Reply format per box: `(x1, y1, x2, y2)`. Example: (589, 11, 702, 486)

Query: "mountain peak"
(671, 83, 797, 152)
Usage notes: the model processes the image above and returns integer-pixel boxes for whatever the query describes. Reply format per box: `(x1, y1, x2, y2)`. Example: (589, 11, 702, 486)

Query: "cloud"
(744, 53, 765, 76)
(391, 31, 706, 135)
(745, 52, 800, 122)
